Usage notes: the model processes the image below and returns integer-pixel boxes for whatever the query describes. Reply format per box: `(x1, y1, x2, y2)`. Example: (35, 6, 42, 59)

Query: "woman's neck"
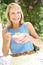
(12, 23, 21, 30)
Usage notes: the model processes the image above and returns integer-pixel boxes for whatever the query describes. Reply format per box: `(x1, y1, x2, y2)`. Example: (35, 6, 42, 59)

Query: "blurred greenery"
(1, 0, 43, 41)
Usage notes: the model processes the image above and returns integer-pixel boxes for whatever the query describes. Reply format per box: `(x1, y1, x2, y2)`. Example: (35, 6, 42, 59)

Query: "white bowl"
(12, 33, 25, 41)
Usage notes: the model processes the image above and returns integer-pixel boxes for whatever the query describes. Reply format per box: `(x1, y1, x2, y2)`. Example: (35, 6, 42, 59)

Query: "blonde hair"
(6, 3, 24, 28)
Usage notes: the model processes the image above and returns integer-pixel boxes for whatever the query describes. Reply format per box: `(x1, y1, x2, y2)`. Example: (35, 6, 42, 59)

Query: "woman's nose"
(14, 13, 17, 17)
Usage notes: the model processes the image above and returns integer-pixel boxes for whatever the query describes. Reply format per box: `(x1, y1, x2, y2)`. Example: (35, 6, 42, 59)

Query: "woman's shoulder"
(24, 22, 33, 28)
(2, 28, 7, 35)
(2, 26, 9, 32)
(25, 22, 32, 24)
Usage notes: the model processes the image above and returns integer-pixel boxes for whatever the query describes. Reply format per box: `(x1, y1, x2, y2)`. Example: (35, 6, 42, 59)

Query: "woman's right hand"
(2, 29, 11, 56)
(3, 33, 11, 44)
(3, 29, 11, 44)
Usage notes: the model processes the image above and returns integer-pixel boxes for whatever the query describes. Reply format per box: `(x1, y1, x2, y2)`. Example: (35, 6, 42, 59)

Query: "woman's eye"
(12, 12, 15, 14)
(17, 12, 20, 14)
(10, 12, 20, 15)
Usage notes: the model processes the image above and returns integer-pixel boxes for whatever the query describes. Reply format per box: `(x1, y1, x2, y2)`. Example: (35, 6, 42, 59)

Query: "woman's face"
(9, 8, 21, 24)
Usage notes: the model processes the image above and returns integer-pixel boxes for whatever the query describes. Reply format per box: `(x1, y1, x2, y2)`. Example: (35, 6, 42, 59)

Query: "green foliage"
(19, 0, 43, 35)
(1, 0, 15, 4)
(0, 2, 7, 27)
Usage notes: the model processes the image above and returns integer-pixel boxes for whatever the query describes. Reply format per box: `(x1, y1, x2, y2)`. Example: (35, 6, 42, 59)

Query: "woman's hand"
(19, 34, 29, 43)
(3, 32, 11, 44)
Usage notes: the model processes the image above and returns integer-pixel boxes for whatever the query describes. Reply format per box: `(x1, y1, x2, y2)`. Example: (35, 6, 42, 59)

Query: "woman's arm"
(26, 22, 43, 48)
(2, 28, 11, 56)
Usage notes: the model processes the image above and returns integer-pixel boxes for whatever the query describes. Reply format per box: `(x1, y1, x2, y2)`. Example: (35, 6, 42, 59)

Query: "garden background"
(0, 0, 43, 42)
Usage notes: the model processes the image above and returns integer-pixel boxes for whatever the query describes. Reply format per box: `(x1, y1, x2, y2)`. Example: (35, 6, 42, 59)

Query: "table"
(0, 51, 43, 65)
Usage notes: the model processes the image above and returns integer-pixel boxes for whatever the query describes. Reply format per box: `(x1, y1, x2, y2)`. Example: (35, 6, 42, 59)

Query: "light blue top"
(6, 23, 34, 54)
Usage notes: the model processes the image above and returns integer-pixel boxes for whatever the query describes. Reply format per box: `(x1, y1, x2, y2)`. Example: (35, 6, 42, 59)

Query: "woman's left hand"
(17, 34, 29, 44)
